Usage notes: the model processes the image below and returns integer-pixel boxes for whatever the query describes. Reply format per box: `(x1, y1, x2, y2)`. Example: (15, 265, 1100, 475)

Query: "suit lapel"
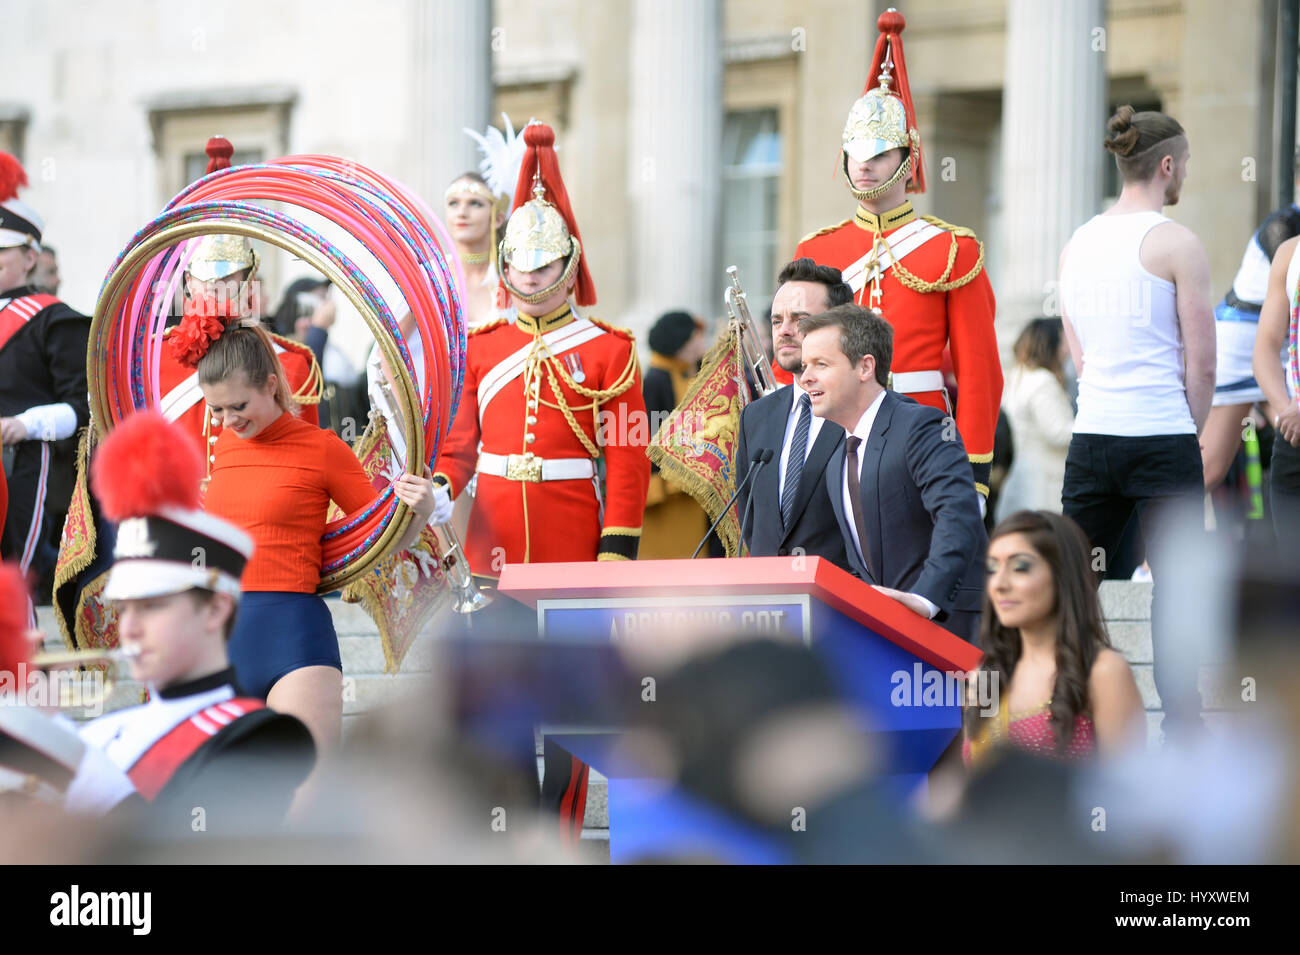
(782, 421, 844, 543)
(859, 393, 897, 585)
(755, 387, 792, 530)
(824, 441, 868, 579)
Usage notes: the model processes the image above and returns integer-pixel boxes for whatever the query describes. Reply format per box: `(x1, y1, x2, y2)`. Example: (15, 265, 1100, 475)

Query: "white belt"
(890, 370, 946, 394)
(476, 451, 596, 483)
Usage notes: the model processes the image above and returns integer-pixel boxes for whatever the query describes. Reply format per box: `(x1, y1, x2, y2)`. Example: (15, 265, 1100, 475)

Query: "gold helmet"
(841, 9, 925, 199)
(497, 123, 596, 307)
(186, 233, 259, 283)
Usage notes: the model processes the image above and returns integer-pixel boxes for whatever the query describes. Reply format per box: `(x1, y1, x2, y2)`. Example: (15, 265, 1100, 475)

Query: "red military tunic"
(159, 327, 322, 464)
(796, 200, 1002, 497)
(434, 301, 651, 577)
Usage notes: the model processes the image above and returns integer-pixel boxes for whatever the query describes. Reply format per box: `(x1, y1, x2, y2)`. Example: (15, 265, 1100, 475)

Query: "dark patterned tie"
(844, 435, 876, 581)
(782, 392, 812, 529)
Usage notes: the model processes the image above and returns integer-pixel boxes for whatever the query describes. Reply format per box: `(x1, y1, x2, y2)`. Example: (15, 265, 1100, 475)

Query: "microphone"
(692, 448, 773, 559)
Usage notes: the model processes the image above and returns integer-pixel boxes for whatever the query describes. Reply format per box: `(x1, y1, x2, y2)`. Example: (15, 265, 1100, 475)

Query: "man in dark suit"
(800, 304, 987, 642)
(735, 259, 854, 567)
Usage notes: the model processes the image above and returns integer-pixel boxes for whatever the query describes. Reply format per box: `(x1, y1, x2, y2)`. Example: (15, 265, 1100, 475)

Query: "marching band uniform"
(795, 11, 1001, 502)
(434, 124, 650, 843)
(65, 412, 314, 827)
(0, 153, 90, 582)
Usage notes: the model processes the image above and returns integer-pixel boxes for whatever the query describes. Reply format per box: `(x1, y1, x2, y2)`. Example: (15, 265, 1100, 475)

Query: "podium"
(498, 556, 981, 862)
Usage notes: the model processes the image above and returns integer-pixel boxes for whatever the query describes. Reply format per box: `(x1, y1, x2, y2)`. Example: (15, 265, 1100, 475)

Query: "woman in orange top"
(963, 510, 1145, 766)
(197, 324, 435, 755)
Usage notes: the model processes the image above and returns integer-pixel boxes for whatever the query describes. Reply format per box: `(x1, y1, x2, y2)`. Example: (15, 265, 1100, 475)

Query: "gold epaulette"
(920, 214, 980, 241)
(470, 316, 509, 336)
(798, 218, 852, 245)
(269, 330, 324, 404)
(586, 316, 637, 343)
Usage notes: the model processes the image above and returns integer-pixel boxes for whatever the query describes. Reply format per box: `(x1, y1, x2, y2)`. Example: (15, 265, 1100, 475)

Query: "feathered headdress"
(0, 152, 43, 250)
(90, 411, 253, 600)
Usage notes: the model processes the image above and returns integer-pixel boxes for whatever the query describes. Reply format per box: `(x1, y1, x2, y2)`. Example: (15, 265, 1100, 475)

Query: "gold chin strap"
(843, 148, 912, 203)
(499, 238, 582, 305)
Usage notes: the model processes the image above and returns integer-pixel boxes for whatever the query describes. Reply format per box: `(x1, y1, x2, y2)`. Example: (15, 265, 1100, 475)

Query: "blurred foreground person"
(964, 510, 1145, 765)
(64, 411, 314, 835)
(628, 637, 937, 863)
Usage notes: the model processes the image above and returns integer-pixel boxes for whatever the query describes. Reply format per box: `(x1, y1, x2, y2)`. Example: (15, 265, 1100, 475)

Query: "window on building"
(721, 109, 782, 308)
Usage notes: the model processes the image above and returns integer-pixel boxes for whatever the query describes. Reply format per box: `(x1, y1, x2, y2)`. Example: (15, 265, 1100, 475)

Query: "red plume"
(510, 124, 596, 306)
(0, 152, 28, 202)
(0, 563, 32, 673)
(91, 411, 204, 522)
(864, 9, 924, 193)
(205, 136, 234, 175)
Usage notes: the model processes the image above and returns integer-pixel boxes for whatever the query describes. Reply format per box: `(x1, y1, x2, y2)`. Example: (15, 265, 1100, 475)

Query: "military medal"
(565, 352, 586, 383)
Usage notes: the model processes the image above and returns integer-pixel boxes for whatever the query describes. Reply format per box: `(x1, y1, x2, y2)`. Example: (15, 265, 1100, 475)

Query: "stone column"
(997, 0, 1106, 336)
(626, 0, 722, 335)
(412, 0, 493, 210)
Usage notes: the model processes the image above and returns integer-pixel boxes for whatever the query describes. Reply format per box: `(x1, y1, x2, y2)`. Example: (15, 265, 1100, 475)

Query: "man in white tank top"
(1252, 233, 1300, 562)
(1057, 106, 1216, 735)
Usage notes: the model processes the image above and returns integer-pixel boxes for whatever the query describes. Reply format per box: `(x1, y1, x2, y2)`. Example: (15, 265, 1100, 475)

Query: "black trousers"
(1062, 433, 1204, 726)
(1270, 435, 1300, 564)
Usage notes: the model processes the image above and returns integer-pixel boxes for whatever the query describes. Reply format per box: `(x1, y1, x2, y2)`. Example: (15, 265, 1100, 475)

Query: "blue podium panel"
(538, 592, 963, 784)
(538, 595, 810, 644)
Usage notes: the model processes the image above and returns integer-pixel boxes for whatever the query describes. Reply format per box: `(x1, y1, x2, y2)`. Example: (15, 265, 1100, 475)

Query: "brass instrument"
(27, 646, 140, 710)
(438, 521, 492, 614)
(724, 265, 779, 398)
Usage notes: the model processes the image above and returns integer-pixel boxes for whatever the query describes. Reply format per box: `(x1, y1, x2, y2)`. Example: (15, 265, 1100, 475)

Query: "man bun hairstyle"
(1104, 105, 1186, 183)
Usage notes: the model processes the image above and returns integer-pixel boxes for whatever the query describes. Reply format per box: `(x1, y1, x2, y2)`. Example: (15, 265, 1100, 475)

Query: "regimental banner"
(338, 414, 452, 673)
(52, 427, 119, 651)
(646, 324, 749, 556)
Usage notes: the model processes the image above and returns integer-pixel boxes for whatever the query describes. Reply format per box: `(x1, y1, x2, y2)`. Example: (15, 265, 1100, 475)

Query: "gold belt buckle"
(505, 452, 543, 482)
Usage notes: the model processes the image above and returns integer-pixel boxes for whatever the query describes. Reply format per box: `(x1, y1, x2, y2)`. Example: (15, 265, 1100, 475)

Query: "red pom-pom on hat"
(205, 136, 234, 175)
(510, 123, 596, 306)
(0, 152, 28, 203)
(863, 9, 924, 194)
(0, 563, 32, 674)
(91, 411, 204, 522)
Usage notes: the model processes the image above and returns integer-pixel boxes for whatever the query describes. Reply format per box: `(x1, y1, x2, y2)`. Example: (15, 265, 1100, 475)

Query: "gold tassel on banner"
(646, 323, 749, 557)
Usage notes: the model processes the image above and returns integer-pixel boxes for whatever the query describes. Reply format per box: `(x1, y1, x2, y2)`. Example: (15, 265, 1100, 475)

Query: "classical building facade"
(0, 0, 1287, 365)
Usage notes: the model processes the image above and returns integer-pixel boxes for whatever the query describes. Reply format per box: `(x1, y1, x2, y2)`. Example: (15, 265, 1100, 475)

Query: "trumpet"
(724, 265, 779, 398)
(437, 522, 493, 614)
(26, 646, 140, 710)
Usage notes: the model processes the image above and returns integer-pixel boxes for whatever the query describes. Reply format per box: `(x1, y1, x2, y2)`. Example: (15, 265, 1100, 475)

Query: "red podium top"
(497, 556, 982, 672)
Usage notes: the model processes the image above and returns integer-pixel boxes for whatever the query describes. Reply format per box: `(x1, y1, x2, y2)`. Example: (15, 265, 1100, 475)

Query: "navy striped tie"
(782, 392, 812, 529)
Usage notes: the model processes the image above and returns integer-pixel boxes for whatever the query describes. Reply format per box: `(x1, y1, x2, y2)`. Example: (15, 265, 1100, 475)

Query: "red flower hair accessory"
(168, 299, 229, 368)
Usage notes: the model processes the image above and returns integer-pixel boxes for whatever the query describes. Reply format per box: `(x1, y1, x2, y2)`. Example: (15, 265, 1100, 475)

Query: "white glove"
(430, 482, 454, 526)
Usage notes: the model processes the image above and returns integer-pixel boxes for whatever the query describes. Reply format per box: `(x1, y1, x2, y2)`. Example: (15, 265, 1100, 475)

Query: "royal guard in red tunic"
(161, 138, 322, 473)
(433, 123, 650, 577)
(433, 124, 650, 843)
(795, 10, 1001, 503)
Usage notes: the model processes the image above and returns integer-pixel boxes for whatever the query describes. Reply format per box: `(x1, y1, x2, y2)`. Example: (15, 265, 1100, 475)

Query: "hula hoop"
(89, 158, 466, 593)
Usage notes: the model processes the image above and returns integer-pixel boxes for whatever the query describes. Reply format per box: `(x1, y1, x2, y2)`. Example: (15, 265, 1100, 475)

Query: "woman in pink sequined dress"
(963, 510, 1145, 766)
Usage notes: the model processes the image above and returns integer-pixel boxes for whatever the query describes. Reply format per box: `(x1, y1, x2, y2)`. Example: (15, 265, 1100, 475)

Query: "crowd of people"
(1, 10, 1297, 864)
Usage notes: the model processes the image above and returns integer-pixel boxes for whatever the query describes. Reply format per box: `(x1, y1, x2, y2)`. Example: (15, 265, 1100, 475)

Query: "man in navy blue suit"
(800, 304, 986, 643)
(735, 259, 853, 568)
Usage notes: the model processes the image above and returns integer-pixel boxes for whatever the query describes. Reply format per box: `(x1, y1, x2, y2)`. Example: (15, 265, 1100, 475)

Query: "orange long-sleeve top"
(203, 412, 377, 592)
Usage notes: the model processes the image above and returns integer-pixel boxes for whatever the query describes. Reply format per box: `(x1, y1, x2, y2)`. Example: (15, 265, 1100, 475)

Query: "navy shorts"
(228, 592, 342, 700)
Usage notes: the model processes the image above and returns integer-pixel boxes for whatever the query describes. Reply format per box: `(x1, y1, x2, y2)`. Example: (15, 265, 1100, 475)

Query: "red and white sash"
(478, 316, 606, 423)
(126, 697, 265, 800)
(840, 220, 946, 294)
(0, 293, 58, 352)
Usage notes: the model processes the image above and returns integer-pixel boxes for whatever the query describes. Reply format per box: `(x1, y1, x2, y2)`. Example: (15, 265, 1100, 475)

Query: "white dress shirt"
(839, 390, 939, 619)
(776, 379, 826, 510)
